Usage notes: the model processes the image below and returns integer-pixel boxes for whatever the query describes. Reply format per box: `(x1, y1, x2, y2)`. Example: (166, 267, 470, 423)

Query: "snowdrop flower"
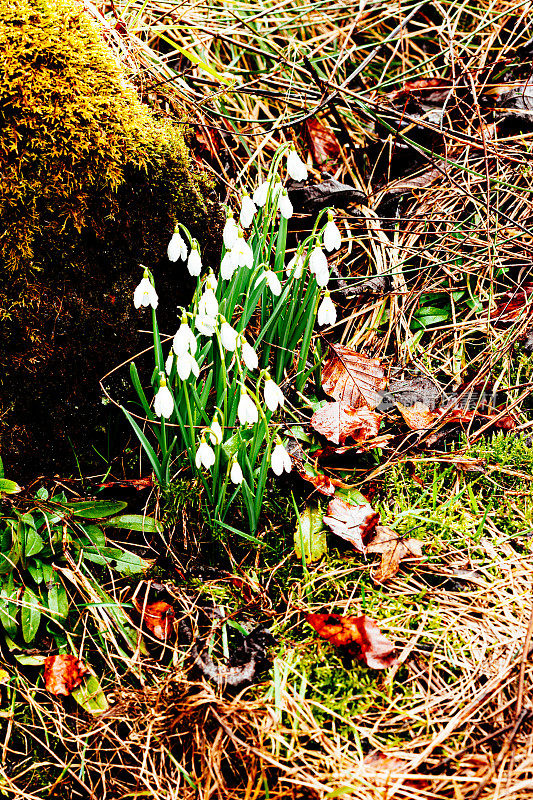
(223, 214, 239, 250)
(154, 375, 174, 418)
(323, 215, 342, 252)
(187, 243, 202, 277)
(264, 374, 285, 412)
(237, 390, 259, 426)
(209, 415, 223, 446)
(278, 189, 293, 219)
(286, 252, 304, 280)
(309, 246, 328, 277)
(167, 228, 188, 262)
(315, 266, 330, 287)
(220, 319, 238, 352)
(195, 314, 217, 336)
(255, 268, 282, 296)
(195, 437, 216, 470)
(240, 194, 257, 228)
(176, 351, 200, 381)
(133, 272, 158, 310)
(317, 291, 337, 326)
(230, 458, 244, 485)
(233, 235, 254, 269)
(221, 250, 238, 281)
(205, 272, 218, 293)
(253, 180, 270, 207)
(240, 338, 258, 371)
(271, 439, 292, 476)
(165, 351, 175, 376)
(287, 149, 308, 182)
(173, 318, 197, 356)
(199, 289, 218, 318)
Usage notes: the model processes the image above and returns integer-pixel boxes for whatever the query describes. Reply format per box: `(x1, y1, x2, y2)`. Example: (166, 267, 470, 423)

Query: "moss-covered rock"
(0, 0, 220, 478)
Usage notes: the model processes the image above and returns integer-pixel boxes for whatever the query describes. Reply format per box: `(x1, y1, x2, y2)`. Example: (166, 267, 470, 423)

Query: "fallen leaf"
(94, 477, 153, 491)
(323, 496, 379, 553)
(306, 613, 397, 669)
(397, 401, 437, 430)
(367, 526, 424, 582)
(491, 282, 533, 322)
(389, 77, 452, 104)
(44, 654, 89, 696)
(297, 468, 336, 496)
(295, 505, 328, 564)
(363, 752, 430, 789)
(310, 402, 382, 445)
(135, 600, 175, 640)
(304, 116, 341, 165)
(322, 344, 386, 409)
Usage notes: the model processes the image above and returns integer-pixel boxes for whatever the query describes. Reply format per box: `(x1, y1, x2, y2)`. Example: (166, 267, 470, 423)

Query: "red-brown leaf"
(304, 117, 341, 166)
(322, 344, 386, 409)
(306, 613, 397, 669)
(298, 469, 336, 496)
(323, 496, 379, 553)
(367, 526, 424, 583)
(311, 402, 381, 445)
(397, 401, 437, 431)
(44, 655, 89, 696)
(137, 600, 175, 640)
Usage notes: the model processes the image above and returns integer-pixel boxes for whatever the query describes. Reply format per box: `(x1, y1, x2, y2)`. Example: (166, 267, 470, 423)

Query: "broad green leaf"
(294, 505, 328, 564)
(21, 587, 41, 643)
(27, 559, 44, 584)
(47, 583, 69, 621)
(0, 479, 21, 495)
(81, 524, 106, 548)
(24, 528, 44, 558)
(71, 673, 108, 715)
(103, 514, 162, 533)
(0, 588, 18, 638)
(35, 487, 49, 500)
(221, 428, 254, 460)
(81, 546, 153, 576)
(66, 500, 128, 519)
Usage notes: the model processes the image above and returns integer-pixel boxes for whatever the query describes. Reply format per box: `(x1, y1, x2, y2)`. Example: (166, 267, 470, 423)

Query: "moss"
(0, 0, 221, 476)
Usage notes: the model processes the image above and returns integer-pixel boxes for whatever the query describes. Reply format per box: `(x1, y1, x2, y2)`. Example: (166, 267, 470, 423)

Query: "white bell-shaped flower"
(271, 441, 292, 476)
(165, 351, 175, 376)
(234, 235, 254, 269)
(241, 339, 258, 371)
(195, 314, 217, 336)
(173, 319, 197, 356)
(205, 272, 218, 293)
(323, 218, 342, 252)
(230, 458, 244, 485)
(220, 320, 238, 352)
(278, 189, 293, 219)
(176, 351, 200, 381)
(286, 252, 304, 280)
(265, 269, 282, 296)
(187, 245, 202, 277)
(209, 416, 223, 446)
(221, 250, 238, 280)
(154, 377, 174, 418)
(223, 215, 239, 250)
(317, 291, 337, 326)
(195, 438, 216, 470)
(253, 180, 270, 207)
(315, 267, 330, 287)
(237, 390, 259, 426)
(199, 289, 218, 318)
(264, 375, 285, 412)
(287, 149, 308, 182)
(240, 194, 257, 228)
(309, 246, 328, 277)
(167, 229, 188, 262)
(134, 275, 158, 310)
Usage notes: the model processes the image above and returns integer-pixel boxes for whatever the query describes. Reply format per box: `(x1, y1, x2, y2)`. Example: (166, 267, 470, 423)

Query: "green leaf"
(26, 559, 44, 584)
(0, 587, 18, 638)
(47, 583, 69, 621)
(35, 487, 49, 501)
(71, 673, 108, 715)
(0, 479, 21, 495)
(81, 524, 106, 548)
(221, 428, 254, 460)
(102, 514, 162, 533)
(294, 505, 328, 564)
(66, 500, 128, 519)
(80, 546, 153, 576)
(24, 528, 44, 558)
(21, 587, 41, 643)
(121, 405, 163, 484)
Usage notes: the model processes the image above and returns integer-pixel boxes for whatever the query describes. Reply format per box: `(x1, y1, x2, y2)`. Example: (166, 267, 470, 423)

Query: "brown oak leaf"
(367, 526, 424, 582)
(306, 613, 397, 669)
(135, 600, 175, 640)
(322, 344, 386, 409)
(323, 496, 379, 553)
(304, 117, 341, 165)
(397, 401, 437, 430)
(44, 655, 89, 696)
(311, 402, 381, 445)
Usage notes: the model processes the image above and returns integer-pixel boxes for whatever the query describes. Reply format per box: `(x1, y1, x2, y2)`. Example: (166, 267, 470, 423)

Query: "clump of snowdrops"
(125, 146, 341, 534)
